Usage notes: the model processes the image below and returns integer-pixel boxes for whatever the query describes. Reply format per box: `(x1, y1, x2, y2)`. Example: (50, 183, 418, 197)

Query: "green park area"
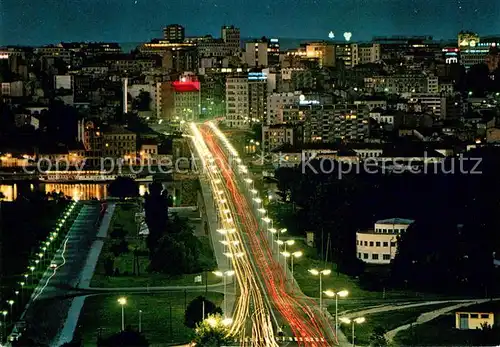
(393, 301, 500, 346)
(76, 292, 224, 346)
(339, 302, 457, 345)
(289, 239, 430, 312)
(91, 202, 219, 288)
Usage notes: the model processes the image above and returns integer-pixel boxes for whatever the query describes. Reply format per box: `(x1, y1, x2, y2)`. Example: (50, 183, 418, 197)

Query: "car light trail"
(198, 122, 336, 346)
(190, 122, 279, 346)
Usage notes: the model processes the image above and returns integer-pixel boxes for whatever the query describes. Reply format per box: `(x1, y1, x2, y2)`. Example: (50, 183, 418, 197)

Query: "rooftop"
(376, 218, 415, 225)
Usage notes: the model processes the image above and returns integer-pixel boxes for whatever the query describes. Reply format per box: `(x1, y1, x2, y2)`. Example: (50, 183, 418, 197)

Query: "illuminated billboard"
(248, 72, 267, 81)
(172, 81, 200, 92)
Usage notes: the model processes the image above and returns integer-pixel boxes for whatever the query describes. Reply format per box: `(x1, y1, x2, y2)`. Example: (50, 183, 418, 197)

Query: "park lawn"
(339, 302, 457, 345)
(76, 292, 224, 346)
(393, 300, 500, 346)
(292, 240, 415, 303)
(91, 203, 220, 288)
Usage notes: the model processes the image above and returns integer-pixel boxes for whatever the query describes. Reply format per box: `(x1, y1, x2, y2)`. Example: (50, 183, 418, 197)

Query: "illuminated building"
(221, 25, 241, 54)
(226, 76, 249, 128)
(266, 92, 303, 125)
(102, 125, 137, 164)
(157, 75, 201, 121)
(373, 36, 439, 60)
(335, 43, 353, 68)
(351, 43, 381, 66)
(364, 74, 438, 94)
(457, 31, 500, 70)
(245, 40, 268, 67)
(60, 42, 121, 57)
(295, 42, 335, 67)
(356, 218, 414, 264)
(262, 124, 301, 152)
(199, 73, 226, 118)
(139, 39, 197, 71)
(268, 38, 280, 66)
(248, 72, 267, 124)
(301, 103, 369, 142)
(442, 47, 459, 64)
(163, 24, 185, 43)
(404, 93, 447, 118)
(197, 37, 233, 58)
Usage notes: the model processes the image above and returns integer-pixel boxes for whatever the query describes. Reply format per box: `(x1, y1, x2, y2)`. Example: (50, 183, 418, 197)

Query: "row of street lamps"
(237, 138, 367, 346)
(246, 177, 368, 346)
(2, 201, 79, 343)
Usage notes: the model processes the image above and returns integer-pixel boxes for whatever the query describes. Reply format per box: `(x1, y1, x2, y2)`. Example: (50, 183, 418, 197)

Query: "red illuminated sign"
(172, 81, 200, 92)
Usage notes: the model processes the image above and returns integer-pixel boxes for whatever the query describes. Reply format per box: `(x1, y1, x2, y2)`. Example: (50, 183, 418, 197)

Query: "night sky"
(1, 0, 499, 46)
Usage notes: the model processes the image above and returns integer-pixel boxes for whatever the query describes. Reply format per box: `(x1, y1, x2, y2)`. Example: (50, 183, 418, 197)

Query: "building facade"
(226, 76, 249, 128)
(356, 218, 414, 264)
(302, 103, 370, 142)
(221, 26, 241, 54)
(163, 24, 185, 42)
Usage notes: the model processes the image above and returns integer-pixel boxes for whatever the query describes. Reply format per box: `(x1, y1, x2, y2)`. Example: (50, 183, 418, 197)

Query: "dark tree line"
(275, 147, 500, 295)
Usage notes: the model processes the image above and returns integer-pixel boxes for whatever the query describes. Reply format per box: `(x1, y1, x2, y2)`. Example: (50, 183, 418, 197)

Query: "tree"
(148, 214, 202, 274)
(108, 177, 139, 200)
(145, 182, 168, 255)
(103, 253, 115, 276)
(370, 326, 388, 347)
(193, 314, 233, 347)
(97, 326, 149, 346)
(185, 296, 223, 329)
(133, 91, 152, 111)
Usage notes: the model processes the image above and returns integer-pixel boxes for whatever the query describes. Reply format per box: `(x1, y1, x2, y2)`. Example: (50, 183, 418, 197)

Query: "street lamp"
(281, 251, 302, 279)
(2, 310, 7, 340)
(7, 300, 14, 323)
(139, 310, 143, 333)
(276, 239, 294, 264)
(324, 290, 349, 337)
(213, 270, 235, 317)
(117, 297, 127, 331)
(309, 269, 331, 311)
(340, 317, 365, 347)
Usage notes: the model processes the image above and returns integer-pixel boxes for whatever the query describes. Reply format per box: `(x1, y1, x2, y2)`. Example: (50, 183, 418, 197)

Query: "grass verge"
(339, 302, 457, 345)
(75, 292, 224, 346)
(91, 202, 219, 288)
(394, 301, 500, 346)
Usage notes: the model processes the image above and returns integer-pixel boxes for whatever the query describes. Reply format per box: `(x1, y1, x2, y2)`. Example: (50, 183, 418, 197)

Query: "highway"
(190, 121, 336, 346)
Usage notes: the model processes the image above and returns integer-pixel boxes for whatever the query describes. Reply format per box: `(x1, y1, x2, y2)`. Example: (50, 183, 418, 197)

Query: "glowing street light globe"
(328, 31, 335, 39)
(343, 32, 352, 42)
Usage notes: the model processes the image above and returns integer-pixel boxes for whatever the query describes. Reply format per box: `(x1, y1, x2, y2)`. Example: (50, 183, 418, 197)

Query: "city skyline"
(2, 0, 500, 46)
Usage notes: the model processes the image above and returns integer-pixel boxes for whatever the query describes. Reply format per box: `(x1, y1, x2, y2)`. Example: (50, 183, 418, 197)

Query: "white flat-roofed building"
(356, 218, 414, 264)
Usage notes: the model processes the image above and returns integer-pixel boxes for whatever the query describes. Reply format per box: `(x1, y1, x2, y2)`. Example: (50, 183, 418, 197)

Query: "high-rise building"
(268, 38, 280, 66)
(248, 73, 267, 123)
(221, 25, 241, 54)
(163, 24, 185, 43)
(226, 76, 249, 128)
(245, 41, 268, 67)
